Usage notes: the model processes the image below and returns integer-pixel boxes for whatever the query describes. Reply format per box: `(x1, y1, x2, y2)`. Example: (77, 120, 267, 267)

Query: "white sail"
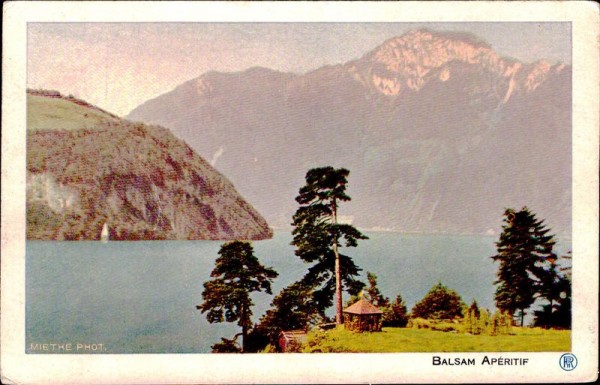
(101, 222, 109, 243)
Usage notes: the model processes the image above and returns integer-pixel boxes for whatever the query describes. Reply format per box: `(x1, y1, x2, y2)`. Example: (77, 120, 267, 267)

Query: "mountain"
(127, 29, 571, 237)
(26, 89, 272, 240)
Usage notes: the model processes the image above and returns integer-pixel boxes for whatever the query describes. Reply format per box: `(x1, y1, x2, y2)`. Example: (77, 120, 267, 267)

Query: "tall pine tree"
(291, 167, 368, 324)
(197, 241, 278, 352)
(491, 207, 556, 326)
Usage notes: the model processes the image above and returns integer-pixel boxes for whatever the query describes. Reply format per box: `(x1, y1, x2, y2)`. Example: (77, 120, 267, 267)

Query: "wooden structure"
(343, 299, 383, 332)
(279, 330, 307, 352)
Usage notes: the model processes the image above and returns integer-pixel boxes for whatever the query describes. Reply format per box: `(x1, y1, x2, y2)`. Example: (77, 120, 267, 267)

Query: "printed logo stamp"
(559, 353, 578, 371)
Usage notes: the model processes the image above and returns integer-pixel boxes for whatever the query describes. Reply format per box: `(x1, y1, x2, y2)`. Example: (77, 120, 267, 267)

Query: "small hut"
(279, 330, 307, 352)
(343, 299, 383, 332)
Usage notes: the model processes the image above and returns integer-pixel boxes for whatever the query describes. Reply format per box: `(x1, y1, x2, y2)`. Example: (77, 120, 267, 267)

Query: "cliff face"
(127, 29, 571, 237)
(26, 90, 272, 240)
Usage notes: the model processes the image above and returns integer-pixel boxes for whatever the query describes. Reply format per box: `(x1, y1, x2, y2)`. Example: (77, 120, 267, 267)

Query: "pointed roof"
(343, 299, 383, 315)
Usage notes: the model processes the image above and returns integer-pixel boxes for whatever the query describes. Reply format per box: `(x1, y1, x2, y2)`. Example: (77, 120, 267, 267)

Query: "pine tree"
(469, 299, 481, 319)
(491, 207, 557, 326)
(345, 272, 390, 308)
(197, 241, 278, 352)
(382, 294, 409, 327)
(365, 272, 390, 307)
(291, 167, 368, 324)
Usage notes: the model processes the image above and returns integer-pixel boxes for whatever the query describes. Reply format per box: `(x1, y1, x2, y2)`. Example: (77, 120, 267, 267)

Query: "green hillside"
(26, 89, 272, 241)
(27, 91, 119, 131)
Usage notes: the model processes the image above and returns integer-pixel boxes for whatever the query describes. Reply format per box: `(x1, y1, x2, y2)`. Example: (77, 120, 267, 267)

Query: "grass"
(27, 94, 119, 131)
(302, 326, 570, 353)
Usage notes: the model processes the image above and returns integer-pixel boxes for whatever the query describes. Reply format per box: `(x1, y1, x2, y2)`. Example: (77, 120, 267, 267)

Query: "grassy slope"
(303, 327, 570, 353)
(27, 94, 119, 131)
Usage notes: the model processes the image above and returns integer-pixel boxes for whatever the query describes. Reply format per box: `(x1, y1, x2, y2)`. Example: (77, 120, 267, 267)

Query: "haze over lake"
(26, 232, 571, 353)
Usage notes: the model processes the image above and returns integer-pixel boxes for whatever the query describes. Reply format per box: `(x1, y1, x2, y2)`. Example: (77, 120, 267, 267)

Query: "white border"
(2, 2, 598, 384)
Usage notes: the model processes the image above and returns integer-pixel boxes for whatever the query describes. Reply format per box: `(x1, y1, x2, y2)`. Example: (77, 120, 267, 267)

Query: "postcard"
(1, 1, 598, 384)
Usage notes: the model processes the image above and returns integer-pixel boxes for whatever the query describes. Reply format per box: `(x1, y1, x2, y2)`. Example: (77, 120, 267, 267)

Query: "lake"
(26, 232, 571, 353)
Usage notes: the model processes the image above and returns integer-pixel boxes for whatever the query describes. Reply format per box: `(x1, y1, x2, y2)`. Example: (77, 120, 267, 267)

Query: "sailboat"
(100, 222, 109, 243)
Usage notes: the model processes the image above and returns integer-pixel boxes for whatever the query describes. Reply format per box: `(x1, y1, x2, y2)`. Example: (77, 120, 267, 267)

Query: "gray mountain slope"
(127, 29, 571, 237)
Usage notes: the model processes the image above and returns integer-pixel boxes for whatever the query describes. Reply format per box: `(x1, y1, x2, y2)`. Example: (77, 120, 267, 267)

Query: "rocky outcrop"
(354, 29, 565, 103)
(26, 91, 272, 240)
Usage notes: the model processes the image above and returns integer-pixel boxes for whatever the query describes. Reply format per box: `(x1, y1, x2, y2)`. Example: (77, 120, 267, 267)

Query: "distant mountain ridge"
(127, 29, 571, 237)
(27, 90, 272, 240)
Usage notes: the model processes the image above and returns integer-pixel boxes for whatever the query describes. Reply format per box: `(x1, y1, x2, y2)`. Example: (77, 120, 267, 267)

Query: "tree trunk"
(241, 304, 247, 353)
(520, 309, 524, 327)
(332, 198, 343, 325)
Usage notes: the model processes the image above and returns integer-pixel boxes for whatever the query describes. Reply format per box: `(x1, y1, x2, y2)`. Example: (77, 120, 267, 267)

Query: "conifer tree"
(365, 272, 390, 307)
(491, 207, 557, 326)
(469, 299, 481, 319)
(291, 167, 368, 324)
(345, 271, 390, 308)
(197, 241, 278, 352)
(382, 294, 409, 327)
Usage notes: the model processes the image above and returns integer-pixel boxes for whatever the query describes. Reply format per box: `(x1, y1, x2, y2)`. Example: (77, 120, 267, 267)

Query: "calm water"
(26, 232, 570, 353)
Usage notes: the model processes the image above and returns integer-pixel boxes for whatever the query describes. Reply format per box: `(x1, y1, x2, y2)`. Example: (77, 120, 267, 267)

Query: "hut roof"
(279, 330, 308, 351)
(343, 299, 383, 315)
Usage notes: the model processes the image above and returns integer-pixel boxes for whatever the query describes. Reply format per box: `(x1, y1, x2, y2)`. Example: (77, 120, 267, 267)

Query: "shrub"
(490, 310, 513, 336)
(431, 322, 462, 333)
(462, 304, 513, 336)
(301, 328, 358, 353)
(412, 282, 465, 320)
(409, 317, 464, 333)
(256, 281, 322, 348)
(259, 344, 278, 353)
(408, 317, 433, 329)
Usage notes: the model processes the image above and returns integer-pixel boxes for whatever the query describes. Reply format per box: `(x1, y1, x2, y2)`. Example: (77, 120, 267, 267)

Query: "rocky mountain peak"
(355, 29, 565, 101)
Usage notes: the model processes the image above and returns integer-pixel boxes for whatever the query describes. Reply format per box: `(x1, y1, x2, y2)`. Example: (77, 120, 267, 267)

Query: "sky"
(27, 22, 571, 117)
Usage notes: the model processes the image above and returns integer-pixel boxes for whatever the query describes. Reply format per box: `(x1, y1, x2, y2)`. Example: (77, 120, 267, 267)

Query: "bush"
(408, 317, 463, 333)
(463, 304, 513, 336)
(412, 282, 465, 320)
(259, 344, 278, 353)
(432, 321, 464, 333)
(490, 310, 513, 336)
(255, 281, 323, 349)
(408, 317, 433, 329)
(301, 328, 359, 353)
